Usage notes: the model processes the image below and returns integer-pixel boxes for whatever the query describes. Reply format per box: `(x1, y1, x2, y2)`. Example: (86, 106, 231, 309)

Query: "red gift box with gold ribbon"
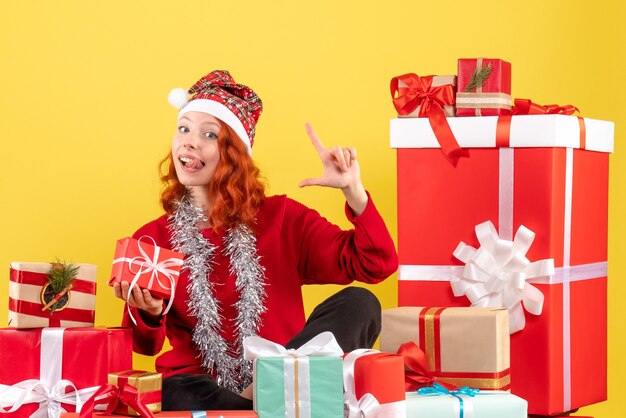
(8, 262, 97, 328)
(0, 327, 132, 418)
(381, 307, 510, 391)
(390, 110, 613, 415)
(456, 57, 512, 116)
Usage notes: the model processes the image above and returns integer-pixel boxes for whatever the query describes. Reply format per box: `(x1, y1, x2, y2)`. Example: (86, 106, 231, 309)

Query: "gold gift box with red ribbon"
(381, 306, 510, 391)
(108, 370, 162, 416)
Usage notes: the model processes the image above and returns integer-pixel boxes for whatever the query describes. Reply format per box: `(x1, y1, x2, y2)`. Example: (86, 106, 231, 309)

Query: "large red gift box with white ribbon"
(390, 114, 613, 415)
(0, 327, 132, 418)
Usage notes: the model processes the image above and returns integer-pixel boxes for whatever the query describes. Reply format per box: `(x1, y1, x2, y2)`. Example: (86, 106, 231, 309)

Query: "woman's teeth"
(179, 156, 205, 169)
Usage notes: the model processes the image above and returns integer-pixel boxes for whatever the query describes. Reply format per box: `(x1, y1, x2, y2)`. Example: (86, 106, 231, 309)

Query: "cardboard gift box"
(243, 332, 343, 418)
(0, 327, 132, 418)
(390, 114, 613, 415)
(343, 349, 406, 417)
(456, 58, 512, 116)
(8, 262, 97, 328)
(381, 307, 510, 391)
(110, 236, 184, 300)
(107, 371, 162, 416)
(395, 75, 457, 117)
(62, 413, 257, 418)
(406, 386, 527, 418)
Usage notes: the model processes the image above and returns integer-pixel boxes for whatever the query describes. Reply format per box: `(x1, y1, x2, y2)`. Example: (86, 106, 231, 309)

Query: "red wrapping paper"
(0, 328, 132, 418)
(353, 353, 405, 405)
(396, 146, 608, 415)
(63, 413, 257, 418)
(110, 237, 184, 300)
(456, 58, 511, 116)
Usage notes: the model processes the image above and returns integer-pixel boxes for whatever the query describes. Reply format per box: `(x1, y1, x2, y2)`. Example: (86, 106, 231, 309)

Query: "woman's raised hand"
(299, 123, 368, 216)
(113, 281, 164, 318)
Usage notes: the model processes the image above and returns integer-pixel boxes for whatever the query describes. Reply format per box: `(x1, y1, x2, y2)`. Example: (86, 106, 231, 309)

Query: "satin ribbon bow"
(452, 221, 555, 334)
(243, 331, 343, 359)
(390, 74, 469, 166)
(113, 235, 183, 325)
(0, 379, 98, 418)
(396, 342, 457, 392)
(512, 98, 579, 115)
(417, 383, 479, 418)
(342, 349, 381, 418)
(78, 383, 156, 418)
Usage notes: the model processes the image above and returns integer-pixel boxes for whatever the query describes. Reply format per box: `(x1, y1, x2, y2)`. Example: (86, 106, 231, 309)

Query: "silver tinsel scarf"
(169, 195, 267, 393)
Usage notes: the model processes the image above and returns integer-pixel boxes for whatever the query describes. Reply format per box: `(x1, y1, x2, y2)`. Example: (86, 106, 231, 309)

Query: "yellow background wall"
(1, 1, 623, 416)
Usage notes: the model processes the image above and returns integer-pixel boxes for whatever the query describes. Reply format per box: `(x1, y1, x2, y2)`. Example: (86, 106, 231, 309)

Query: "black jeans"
(162, 287, 382, 410)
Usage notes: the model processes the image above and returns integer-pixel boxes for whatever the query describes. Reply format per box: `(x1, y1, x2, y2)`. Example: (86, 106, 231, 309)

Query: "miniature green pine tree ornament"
(42, 260, 79, 312)
(465, 63, 493, 92)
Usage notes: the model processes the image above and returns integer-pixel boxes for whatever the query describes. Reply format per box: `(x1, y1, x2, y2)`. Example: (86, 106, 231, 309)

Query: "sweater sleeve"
(120, 218, 169, 356)
(284, 192, 398, 285)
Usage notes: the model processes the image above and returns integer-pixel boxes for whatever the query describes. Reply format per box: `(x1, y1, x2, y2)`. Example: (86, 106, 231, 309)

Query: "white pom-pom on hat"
(168, 88, 189, 110)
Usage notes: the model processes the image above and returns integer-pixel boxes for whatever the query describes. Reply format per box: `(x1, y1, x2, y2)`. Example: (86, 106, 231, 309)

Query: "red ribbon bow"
(397, 341, 457, 392)
(496, 99, 585, 149)
(391, 74, 469, 166)
(79, 383, 158, 418)
(511, 98, 579, 116)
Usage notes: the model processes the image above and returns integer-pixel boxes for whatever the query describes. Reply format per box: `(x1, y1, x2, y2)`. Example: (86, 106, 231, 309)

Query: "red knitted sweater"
(122, 193, 398, 377)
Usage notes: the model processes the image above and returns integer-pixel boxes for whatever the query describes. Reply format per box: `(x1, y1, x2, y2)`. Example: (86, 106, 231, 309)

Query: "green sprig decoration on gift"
(465, 63, 493, 92)
(43, 260, 79, 312)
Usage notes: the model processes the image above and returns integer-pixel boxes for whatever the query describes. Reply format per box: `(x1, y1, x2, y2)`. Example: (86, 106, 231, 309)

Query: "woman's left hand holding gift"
(113, 281, 163, 318)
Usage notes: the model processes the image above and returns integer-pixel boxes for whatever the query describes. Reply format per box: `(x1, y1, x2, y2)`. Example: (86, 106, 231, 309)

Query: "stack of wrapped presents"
(387, 57, 612, 417)
(0, 58, 612, 418)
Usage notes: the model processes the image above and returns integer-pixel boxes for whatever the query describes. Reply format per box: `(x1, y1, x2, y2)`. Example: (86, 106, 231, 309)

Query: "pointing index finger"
(305, 122, 326, 154)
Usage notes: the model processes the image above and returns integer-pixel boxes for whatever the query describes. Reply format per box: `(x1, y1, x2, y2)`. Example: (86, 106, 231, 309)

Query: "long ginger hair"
(160, 123, 266, 230)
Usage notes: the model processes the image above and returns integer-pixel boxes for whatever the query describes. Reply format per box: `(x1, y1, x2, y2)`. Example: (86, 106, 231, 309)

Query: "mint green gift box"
(406, 388, 527, 418)
(244, 331, 344, 418)
(253, 356, 343, 418)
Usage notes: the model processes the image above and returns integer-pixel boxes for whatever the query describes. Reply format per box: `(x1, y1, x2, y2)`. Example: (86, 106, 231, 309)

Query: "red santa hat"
(168, 70, 263, 154)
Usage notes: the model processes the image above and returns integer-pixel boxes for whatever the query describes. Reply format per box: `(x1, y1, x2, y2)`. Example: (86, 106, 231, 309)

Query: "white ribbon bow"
(343, 349, 381, 418)
(113, 235, 183, 325)
(243, 331, 343, 359)
(0, 380, 99, 418)
(452, 220, 554, 333)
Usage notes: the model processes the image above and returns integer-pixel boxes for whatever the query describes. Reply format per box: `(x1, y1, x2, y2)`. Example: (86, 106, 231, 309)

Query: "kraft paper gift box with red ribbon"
(392, 74, 457, 118)
(390, 110, 613, 415)
(380, 307, 510, 392)
(343, 349, 406, 418)
(8, 262, 97, 328)
(110, 236, 184, 324)
(0, 327, 132, 418)
(406, 383, 527, 418)
(63, 412, 258, 418)
(455, 58, 512, 116)
(243, 332, 343, 418)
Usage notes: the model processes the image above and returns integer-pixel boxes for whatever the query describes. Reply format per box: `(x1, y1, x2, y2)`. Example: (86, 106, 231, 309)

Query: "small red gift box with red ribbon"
(0, 327, 132, 418)
(110, 236, 184, 300)
(343, 349, 406, 418)
(8, 262, 97, 328)
(456, 57, 512, 116)
(390, 109, 613, 415)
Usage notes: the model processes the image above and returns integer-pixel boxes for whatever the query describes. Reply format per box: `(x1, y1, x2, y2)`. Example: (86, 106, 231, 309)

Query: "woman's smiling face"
(172, 111, 222, 187)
